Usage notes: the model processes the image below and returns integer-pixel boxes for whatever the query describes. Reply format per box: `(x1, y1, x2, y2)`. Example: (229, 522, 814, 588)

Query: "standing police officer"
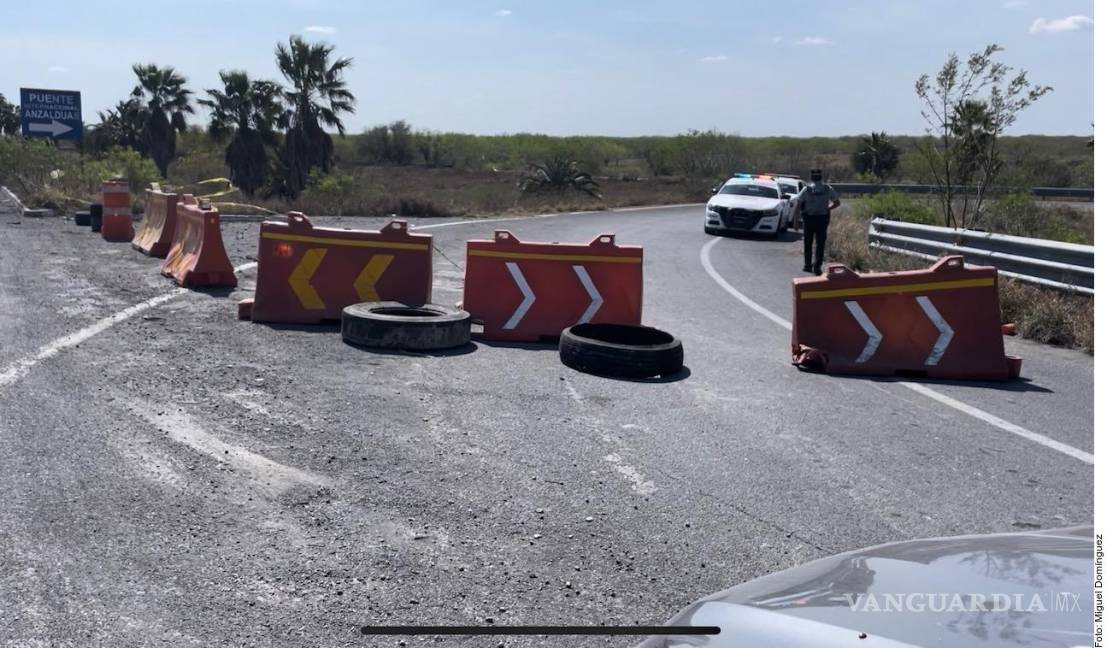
(795, 168, 841, 274)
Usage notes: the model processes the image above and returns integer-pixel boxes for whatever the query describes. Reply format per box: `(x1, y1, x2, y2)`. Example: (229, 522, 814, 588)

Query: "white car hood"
(708, 194, 782, 211)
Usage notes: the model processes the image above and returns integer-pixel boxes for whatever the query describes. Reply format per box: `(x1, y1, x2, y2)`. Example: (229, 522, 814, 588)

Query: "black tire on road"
(89, 203, 103, 232)
(559, 323, 684, 379)
(74, 211, 91, 226)
(341, 302, 471, 351)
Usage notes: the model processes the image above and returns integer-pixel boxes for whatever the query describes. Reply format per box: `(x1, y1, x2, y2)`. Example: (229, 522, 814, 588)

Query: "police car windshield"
(720, 183, 779, 198)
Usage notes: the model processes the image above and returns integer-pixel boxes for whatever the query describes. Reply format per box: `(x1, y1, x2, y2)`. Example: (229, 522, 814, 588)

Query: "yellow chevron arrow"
(289, 248, 327, 310)
(354, 255, 394, 301)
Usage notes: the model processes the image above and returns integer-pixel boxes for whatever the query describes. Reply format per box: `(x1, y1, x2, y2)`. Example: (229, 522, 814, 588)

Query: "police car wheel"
(559, 323, 684, 379)
(341, 302, 471, 350)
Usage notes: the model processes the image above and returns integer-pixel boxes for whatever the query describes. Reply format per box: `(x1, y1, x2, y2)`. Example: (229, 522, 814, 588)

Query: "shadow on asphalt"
(192, 286, 239, 299)
(258, 322, 342, 334)
(475, 338, 559, 352)
(563, 365, 693, 384)
(341, 340, 479, 358)
(710, 230, 802, 243)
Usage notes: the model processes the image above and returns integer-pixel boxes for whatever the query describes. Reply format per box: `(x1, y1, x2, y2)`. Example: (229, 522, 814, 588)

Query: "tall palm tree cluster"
(88, 36, 354, 197)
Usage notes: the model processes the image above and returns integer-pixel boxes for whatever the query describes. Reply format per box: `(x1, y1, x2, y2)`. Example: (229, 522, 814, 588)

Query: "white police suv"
(704, 174, 790, 238)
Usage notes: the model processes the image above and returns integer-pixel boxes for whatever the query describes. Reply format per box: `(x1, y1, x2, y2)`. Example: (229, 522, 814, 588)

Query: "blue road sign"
(20, 88, 82, 141)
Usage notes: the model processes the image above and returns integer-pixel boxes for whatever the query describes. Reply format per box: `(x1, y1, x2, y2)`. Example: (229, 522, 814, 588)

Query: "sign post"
(20, 88, 82, 142)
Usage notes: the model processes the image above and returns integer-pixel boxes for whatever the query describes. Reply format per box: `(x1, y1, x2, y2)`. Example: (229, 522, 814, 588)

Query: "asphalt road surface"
(0, 204, 1093, 647)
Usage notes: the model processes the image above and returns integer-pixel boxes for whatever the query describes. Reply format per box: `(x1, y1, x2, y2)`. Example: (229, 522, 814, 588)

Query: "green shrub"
(978, 193, 1092, 243)
(848, 190, 942, 225)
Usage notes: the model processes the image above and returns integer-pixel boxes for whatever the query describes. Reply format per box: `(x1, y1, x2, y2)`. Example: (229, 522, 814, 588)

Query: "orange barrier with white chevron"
(161, 195, 238, 289)
(791, 255, 1021, 380)
(132, 189, 178, 257)
(100, 178, 134, 242)
(238, 213, 432, 324)
(462, 230, 643, 342)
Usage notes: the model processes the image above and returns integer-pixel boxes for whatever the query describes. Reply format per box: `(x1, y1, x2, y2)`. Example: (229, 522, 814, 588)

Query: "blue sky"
(0, 0, 1093, 136)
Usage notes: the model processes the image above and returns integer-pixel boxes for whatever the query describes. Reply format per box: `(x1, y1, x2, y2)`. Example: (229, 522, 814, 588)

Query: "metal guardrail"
(867, 216, 1094, 296)
(835, 183, 1093, 201)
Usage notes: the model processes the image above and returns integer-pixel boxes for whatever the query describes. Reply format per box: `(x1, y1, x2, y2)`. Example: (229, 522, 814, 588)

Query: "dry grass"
(827, 212, 1093, 354)
(168, 165, 698, 219)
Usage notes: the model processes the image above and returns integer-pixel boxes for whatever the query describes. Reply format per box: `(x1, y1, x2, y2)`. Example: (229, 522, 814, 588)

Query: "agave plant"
(130, 64, 194, 177)
(199, 70, 285, 196)
(275, 35, 355, 197)
(519, 156, 602, 198)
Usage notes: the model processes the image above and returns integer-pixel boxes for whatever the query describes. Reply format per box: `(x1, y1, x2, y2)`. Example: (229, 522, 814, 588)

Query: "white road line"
(699, 238, 792, 329)
(0, 288, 186, 388)
(0, 261, 258, 391)
(899, 383, 1094, 464)
(699, 237, 1093, 466)
(128, 401, 331, 494)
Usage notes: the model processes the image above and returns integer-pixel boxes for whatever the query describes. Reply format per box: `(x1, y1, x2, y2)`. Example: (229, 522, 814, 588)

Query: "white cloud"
(1029, 15, 1092, 33)
(496, 9, 512, 16)
(48, 65, 68, 73)
(700, 55, 727, 63)
(795, 36, 832, 46)
(303, 25, 337, 34)
(1002, 0, 1027, 8)
(771, 36, 783, 44)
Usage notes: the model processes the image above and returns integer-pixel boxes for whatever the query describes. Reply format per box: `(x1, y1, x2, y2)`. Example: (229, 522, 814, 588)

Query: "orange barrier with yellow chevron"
(238, 213, 432, 324)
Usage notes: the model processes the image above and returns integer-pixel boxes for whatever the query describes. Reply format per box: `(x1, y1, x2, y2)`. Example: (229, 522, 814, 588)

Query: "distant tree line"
(0, 40, 1089, 204)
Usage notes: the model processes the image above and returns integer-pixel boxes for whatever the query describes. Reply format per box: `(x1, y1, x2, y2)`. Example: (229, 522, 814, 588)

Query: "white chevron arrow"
(916, 296, 954, 366)
(572, 265, 603, 324)
(844, 301, 882, 363)
(503, 262, 535, 330)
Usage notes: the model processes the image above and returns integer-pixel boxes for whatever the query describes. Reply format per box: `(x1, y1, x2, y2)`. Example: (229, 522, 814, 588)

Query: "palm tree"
(199, 71, 285, 196)
(0, 94, 19, 136)
(850, 131, 900, 181)
(131, 63, 194, 177)
(274, 35, 355, 197)
(87, 98, 146, 153)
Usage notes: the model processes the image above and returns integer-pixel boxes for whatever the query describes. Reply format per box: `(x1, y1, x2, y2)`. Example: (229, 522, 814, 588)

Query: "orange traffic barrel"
(100, 178, 134, 242)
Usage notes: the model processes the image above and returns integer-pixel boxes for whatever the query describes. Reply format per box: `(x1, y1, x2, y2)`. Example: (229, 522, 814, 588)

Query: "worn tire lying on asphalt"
(559, 323, 683, 378)
(74, 211, 91, 226)
(341, 302, 471, 351)
(89, 204, 103, 232)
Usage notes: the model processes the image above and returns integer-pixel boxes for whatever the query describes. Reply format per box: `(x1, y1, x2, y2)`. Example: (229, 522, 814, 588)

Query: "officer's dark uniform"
(795, 172, 839, 274)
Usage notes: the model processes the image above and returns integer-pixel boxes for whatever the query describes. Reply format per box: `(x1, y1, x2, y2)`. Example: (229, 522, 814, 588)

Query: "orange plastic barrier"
(462, 230, 643, 341)
(238, 213, 433, 324)
(100, 179, 134, 242)
(791, 255, 1020, 380)
(132, 189, 179, 257)
(161, 195, 237, 289)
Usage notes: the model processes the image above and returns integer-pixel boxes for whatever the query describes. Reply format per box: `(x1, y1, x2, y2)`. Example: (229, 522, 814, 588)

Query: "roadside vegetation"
(823, 45, 1092, 354)
(0, 42, 1093, 353)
